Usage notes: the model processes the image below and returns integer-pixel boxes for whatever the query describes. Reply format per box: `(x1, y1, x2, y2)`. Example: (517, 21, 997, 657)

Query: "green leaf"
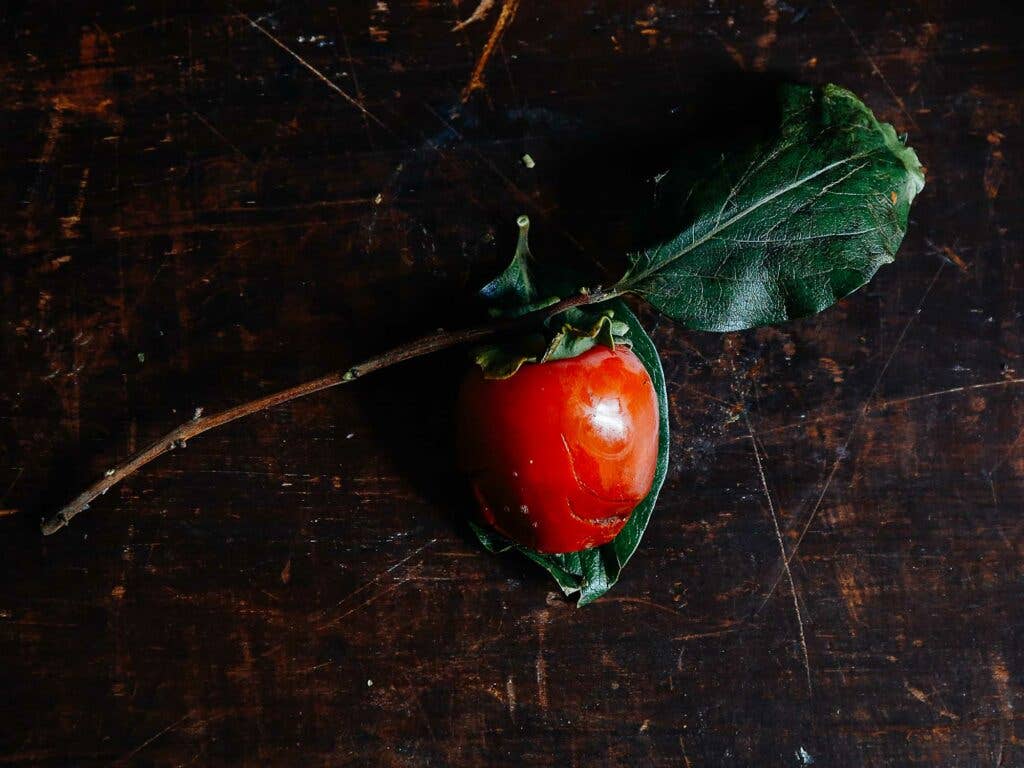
(472, 333, 549, 379)
(469, 299, 671, 606)
(541, 307, 630, 364)
(617, 83, 925, 331)
(468, 520, 512, 553)
(520, 549, 583, 596)
(480, 215, 559, 318)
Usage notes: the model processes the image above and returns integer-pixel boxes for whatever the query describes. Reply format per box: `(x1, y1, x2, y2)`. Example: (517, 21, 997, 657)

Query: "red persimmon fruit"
(457, 345, 659, 554)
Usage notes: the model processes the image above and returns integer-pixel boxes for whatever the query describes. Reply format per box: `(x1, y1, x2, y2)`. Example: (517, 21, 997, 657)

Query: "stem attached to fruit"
(42, 289, 621, 535)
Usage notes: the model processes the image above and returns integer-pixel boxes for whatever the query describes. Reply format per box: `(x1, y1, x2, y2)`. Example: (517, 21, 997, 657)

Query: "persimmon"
(457, 345, 659, 554)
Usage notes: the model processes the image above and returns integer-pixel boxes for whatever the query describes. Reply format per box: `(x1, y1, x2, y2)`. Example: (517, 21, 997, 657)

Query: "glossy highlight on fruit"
(457, 345, 659, 554)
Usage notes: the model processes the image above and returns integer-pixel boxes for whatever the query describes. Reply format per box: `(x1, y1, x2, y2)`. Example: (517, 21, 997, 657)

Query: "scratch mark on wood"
(990, 422, 1024, 476)
(717, 411, 850, 446)
(990, 649, 1014, 766)
(499, 35, 521, 106)
(114, 712, 191, 765)
(905, 683, 929, 704)
(871, 377, 1024, 411)
(337, 24, 374, 148)
(460, 0, 520, 103)
(679, 735, 694, 768)
(237, 10, 394, 135)
(506, 675, 517, 721)
(746, 417, 812, 696)
(981, 472, 1016, 552)
(60, 167, 90, 239)
(535, 608, 549, 712)
(833, 561, 864, 630)
(38, 102, 65, 166)
(601, 596, 684, 619)
(985, 130, 1006, 200)
(926, 239, 970, 272)
(904, 682, 960, 720)
(312, 538, 437, 624)
(819, 356, 845, 384)
(758, 262, 946, 612)
(827, 0, 920, 131)
(673, 626, 740, 644)
(720, 374, 1023, 448)
(315, 570, 418, 631)
(184, 105, 256, 166)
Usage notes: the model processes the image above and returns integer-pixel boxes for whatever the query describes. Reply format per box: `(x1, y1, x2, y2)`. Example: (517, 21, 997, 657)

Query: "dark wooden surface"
(2, 1, 1022, 765)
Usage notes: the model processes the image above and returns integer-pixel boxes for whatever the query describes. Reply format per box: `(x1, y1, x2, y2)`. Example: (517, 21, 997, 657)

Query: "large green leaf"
(470, 299, 671, 606)
(616, 83, 925, 331)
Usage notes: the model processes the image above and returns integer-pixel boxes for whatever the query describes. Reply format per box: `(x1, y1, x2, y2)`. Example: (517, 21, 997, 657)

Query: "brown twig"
(41, 289, 618, 535)
(452, 0, 496, 32)
(460, 0, 520, 103)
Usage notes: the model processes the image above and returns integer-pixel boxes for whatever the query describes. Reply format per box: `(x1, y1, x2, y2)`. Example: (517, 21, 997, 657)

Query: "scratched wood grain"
(1, 1, 1022, 765)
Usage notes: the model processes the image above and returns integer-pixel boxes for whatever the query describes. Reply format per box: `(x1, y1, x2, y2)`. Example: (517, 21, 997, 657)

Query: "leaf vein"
(622, 150, 873, 288)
